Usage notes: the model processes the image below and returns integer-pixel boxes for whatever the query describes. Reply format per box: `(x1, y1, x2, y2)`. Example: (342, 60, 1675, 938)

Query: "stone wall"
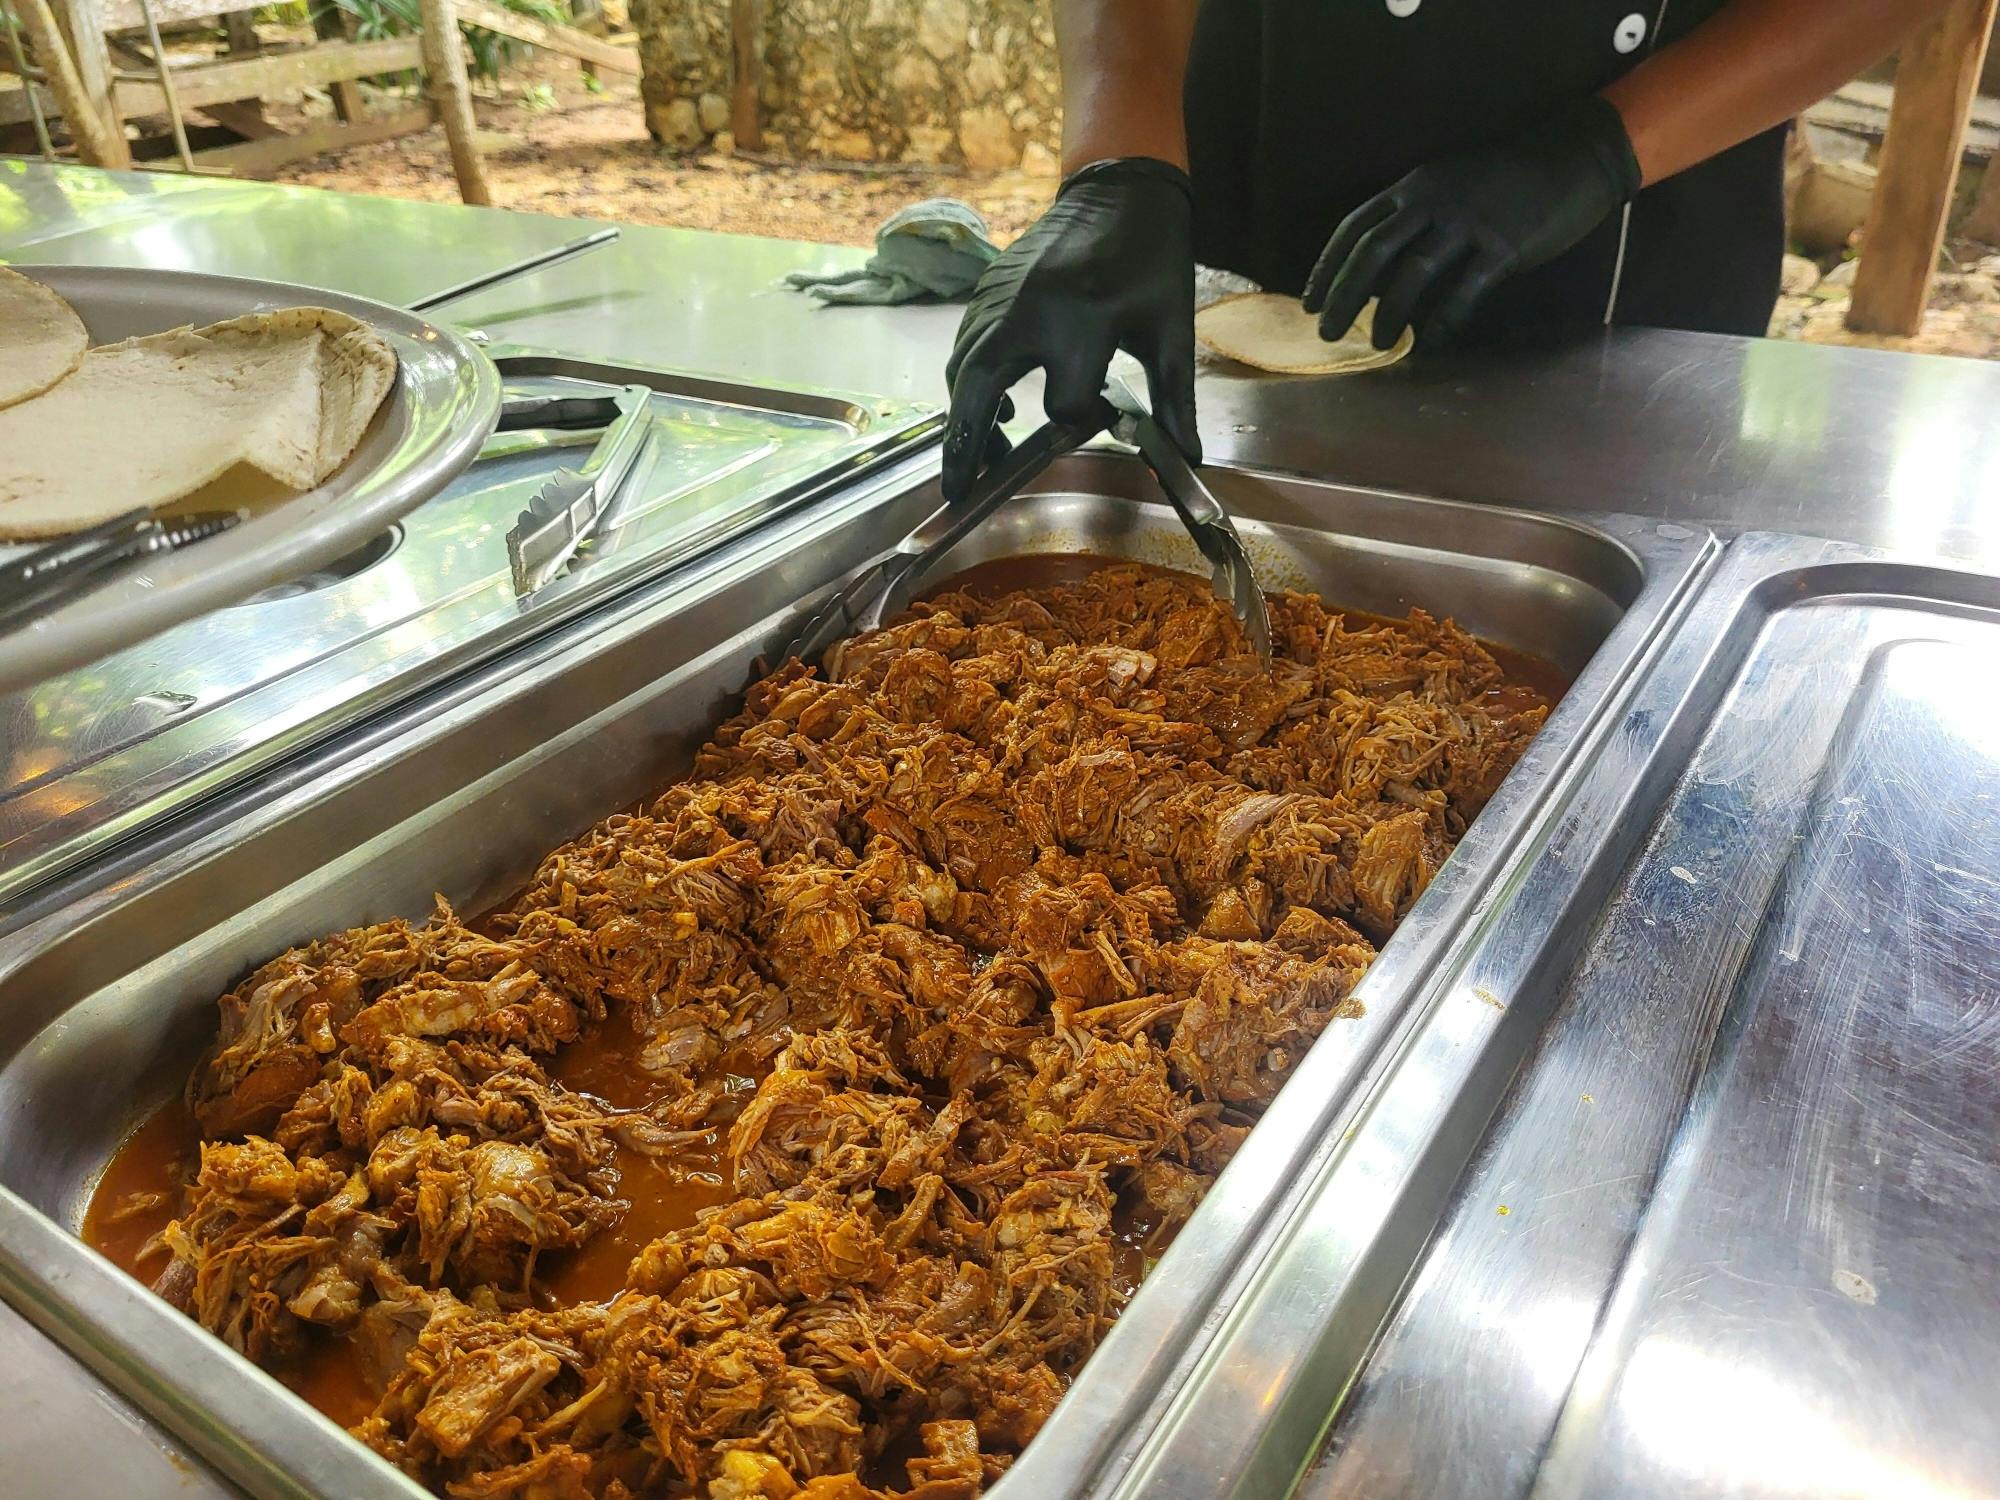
(634, 0, 1063, 173)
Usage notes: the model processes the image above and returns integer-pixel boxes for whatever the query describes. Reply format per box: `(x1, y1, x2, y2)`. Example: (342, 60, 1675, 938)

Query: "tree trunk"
(1847, 0, 2000, 334)
(14, 0, 127, 166)
(417, 0, 492, 206)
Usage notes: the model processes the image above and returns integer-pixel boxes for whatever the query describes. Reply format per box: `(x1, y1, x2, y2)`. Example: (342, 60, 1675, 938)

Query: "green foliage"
(520, 81, 556, 110)
(314, 0, 570, 84)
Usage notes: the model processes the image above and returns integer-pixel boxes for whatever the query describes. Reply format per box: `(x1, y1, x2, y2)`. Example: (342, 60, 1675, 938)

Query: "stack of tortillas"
(1196, 292, 1413, 376)
(0, 273, 397, 541)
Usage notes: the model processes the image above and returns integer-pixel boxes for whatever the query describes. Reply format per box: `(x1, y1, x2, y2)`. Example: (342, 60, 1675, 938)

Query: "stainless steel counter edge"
(0, 1294, 234, 1498)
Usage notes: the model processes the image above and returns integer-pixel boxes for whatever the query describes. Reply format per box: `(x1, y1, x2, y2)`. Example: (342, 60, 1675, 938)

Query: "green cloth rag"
(785, 198, 1000, 306)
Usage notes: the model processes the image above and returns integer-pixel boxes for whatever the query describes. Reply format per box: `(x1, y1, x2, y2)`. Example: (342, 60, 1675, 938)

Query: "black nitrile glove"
(1304, 95, 1643, 352)
(942, 157, 1199, 502)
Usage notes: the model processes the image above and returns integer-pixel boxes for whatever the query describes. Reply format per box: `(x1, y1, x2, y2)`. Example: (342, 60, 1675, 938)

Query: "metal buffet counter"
(4, 160, 2000, 1499)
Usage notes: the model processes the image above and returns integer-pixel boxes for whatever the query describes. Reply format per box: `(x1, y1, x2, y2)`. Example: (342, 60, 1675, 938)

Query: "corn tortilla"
(1196, 291, 1413, 375)
(0, 307, 397, 540)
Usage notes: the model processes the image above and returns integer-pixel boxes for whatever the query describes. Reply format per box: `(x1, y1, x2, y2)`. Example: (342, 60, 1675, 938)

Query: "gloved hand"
(942, 157, 1199, 502)
(1304, 95, 1642, 352)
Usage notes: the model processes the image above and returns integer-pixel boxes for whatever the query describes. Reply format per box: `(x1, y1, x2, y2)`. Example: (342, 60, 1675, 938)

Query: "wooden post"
(310, 0, 364, 123)
(417, 0, 492, 205)
(1847, 0, 2000, 334)
(223, 9, 258, 53)
(14, 0, 127, 165)
(730, 0, 761, 149)
(53, 0, 124, 164)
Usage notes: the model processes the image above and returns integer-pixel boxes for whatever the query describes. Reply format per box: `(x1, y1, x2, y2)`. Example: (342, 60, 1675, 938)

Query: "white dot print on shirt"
(1613, 12, 1647, 52)
(1386, 0, 1421, 16)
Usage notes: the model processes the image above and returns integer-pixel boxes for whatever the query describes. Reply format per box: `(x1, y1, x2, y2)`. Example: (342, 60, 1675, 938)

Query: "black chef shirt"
(1184, 0, 1786, 346)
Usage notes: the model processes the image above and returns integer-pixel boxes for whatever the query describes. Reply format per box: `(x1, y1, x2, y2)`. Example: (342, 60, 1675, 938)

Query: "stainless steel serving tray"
(0, 452, 1714, 1498)
(0, 349, 936, 920)
(0, 265, 501, 693)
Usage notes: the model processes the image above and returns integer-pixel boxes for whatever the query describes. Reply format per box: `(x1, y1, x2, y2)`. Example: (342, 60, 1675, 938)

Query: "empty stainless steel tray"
(0, 455, 1713, 1497)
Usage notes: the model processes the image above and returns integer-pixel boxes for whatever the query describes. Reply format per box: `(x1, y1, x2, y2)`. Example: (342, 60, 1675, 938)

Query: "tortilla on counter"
(0, 307, 397, 540)
(0, 266, 89, 410)
(1196, 291, 1413, 375)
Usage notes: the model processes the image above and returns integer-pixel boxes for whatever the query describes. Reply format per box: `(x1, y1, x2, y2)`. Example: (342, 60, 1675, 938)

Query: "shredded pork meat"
(151, 564, 1549, 1497)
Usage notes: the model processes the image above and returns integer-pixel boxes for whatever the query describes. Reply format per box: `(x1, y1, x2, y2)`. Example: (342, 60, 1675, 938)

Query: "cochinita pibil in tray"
(87, 562, 1553, 1498)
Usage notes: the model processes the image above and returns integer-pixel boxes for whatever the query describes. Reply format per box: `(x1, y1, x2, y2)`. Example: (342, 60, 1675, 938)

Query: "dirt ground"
(273, 69, 1057, 244)
(272, 63, 2000, 360)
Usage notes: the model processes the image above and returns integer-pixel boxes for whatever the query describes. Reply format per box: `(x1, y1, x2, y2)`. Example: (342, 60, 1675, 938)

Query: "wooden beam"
(191, 104, 431, 176)
(417, 0, 491, 205)
(0, 80, 61, 129)
(100, 0, 228, 28)
(730, 0, 760, 149)
(110, 36, 421, 114)
(452, 0, 638, 75)
(13, 0, 127, 164)
(1848, 0, 2000, 335)
(197, 96, 285, 139)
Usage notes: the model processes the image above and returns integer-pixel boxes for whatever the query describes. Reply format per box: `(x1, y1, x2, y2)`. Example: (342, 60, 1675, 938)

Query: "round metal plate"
(0, 265, 500, 693)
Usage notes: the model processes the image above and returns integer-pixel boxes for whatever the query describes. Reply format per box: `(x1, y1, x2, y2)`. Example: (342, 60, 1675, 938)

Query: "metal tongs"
(780, 411, 1108, 665)
(1101, 374, 1272, 663)
(779, 374, 1272, 666)
(505, 384, 653, 597)
(0, 508, 243, 633)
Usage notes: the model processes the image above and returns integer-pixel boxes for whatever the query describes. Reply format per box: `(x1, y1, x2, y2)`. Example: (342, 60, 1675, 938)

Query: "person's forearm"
(1603, 0, 1956, 186)
(1056, 0, 1198, 173)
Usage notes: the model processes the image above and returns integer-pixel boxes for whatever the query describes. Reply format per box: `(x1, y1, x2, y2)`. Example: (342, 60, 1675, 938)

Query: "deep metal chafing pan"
(0, 450, 1713, 1497)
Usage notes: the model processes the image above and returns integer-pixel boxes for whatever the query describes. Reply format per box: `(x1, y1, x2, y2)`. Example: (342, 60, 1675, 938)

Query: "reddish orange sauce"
(541, 1022, 738, 1305)
(80, 1100, 199, 1281)
(285, 1334, 380, 1428)
(79, 551, 1557, 1432)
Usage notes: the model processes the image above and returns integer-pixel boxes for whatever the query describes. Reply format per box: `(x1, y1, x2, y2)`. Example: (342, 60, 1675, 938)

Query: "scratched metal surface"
(1299, 532, 2000, 1500)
